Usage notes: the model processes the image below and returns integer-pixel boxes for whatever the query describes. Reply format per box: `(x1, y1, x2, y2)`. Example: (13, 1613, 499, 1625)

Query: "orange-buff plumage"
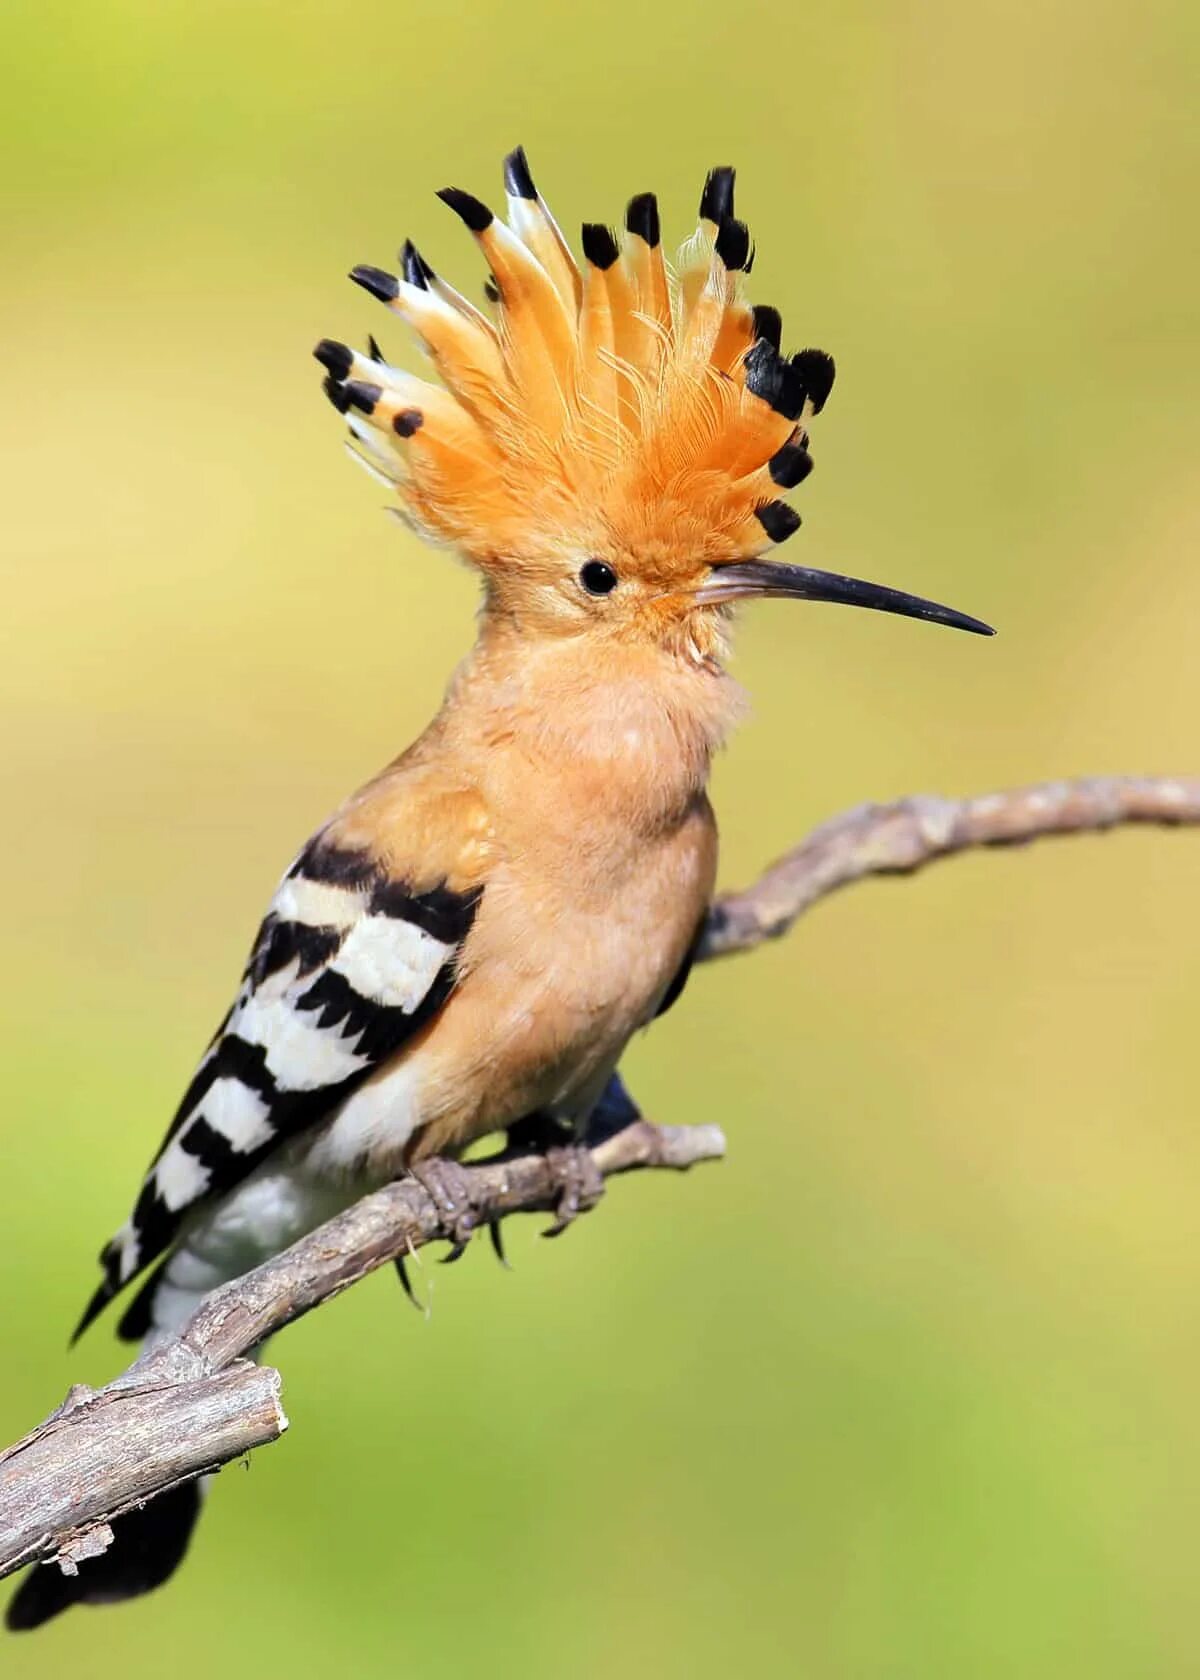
(8, 147, 991, 1633)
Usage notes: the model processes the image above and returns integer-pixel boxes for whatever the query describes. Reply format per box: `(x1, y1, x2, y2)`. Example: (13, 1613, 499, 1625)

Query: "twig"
(4, 772, 1199, 1597)
(0, 1119, 723, 1583)
(699, 776, 1200, 959)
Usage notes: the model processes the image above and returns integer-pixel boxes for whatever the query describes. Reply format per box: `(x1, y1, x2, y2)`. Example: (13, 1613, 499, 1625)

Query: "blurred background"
(2, 0, 1198, 1673)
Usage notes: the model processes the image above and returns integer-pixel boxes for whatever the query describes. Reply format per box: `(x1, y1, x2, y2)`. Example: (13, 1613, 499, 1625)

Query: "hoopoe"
(7, 147, 991, 1630)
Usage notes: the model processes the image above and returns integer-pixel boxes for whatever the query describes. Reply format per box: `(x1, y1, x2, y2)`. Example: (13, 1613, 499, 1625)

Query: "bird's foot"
(541, 1144, 605, 1238)
(410, 1156, 479, 1259)
(500, 1111, 607, 1238)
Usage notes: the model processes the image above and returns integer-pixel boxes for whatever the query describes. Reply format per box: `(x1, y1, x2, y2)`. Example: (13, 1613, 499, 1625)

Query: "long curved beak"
(697, 560, 994, 637)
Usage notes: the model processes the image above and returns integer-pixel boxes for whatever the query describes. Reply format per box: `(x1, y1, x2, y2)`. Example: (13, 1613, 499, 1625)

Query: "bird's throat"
(441, 622, 745, 834)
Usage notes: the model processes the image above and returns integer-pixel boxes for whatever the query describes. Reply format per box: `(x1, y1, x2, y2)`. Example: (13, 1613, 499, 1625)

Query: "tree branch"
(0, 1119, 723, 1584)
(5, 773, 1199, 1596)
(699, 775, 1200, 960)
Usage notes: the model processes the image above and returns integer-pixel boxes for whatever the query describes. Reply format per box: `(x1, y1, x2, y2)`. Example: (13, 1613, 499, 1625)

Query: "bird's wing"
(652, 915, 707, 1021)
(75, 823, 483, 1340)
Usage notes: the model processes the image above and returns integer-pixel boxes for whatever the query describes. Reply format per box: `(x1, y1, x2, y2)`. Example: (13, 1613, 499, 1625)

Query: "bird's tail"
(8, 1257, 227, 1631)
(5, 1480, 204, 1631)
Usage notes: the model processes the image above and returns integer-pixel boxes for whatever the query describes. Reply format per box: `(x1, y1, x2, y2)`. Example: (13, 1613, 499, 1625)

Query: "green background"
(3, 1, 1199, 1674)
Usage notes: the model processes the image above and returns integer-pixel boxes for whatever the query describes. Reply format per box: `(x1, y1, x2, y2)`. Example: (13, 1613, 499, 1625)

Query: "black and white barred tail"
(5, 1484, 202, 1630)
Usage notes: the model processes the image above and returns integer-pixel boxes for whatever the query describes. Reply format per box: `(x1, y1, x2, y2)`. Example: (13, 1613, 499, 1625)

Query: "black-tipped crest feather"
(349, 264, 399, 303)
(751, 306, 782, 351)
(791, 348, 837, 414)
(321, 375, 351, 414)
(580, 223, 620, 270)
(715, 217, 751, 272)
(503, 144, 537, 200)
(401, 239, 429, 290)
(343, 380, 383, 416)
(755, 501, 803, 543)
(769, 443, 814, 488)
(745, 340, 807, 420)
(625, 192, 661, 247)
(436, 187, 494, 232)
(699, 166, 736, 224)
(313, 339, 353, 381)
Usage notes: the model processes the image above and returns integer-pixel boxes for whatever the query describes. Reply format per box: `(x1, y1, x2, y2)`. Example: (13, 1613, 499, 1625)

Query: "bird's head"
(317, 149, 992, 667)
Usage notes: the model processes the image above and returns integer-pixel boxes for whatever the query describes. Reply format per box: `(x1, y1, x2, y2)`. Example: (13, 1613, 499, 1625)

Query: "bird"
(6, 145, 992, 1631)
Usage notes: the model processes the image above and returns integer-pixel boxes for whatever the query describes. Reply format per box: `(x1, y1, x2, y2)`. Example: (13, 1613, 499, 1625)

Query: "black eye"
(580, 560, 618, 596)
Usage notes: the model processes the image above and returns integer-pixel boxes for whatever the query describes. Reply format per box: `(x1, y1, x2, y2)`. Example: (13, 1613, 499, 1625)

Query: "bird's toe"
(410, 1156, 480, 1251)
(541, 1145, 605, 1238)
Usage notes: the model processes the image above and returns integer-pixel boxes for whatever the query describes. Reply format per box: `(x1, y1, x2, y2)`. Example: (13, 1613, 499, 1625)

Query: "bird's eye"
(579, 560, 618, 596)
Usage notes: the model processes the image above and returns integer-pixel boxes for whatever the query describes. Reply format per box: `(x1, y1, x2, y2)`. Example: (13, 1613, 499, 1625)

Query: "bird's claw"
(487, 1218, 511, 1269)
(393, 1248, 427, 1313)
(410, 1157, 479, 1252)
(541, 1145, 604, 1238)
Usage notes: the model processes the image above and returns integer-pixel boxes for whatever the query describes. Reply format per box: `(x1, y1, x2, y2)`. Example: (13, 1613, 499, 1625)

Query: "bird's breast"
(408, 789, 718, 1157)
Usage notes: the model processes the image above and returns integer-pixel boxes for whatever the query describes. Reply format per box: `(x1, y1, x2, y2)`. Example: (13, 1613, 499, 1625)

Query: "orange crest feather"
(316, 152, 835, 578)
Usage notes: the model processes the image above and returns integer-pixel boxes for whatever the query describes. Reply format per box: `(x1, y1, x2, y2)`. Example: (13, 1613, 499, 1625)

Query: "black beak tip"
(705, 559, 997, 639)
(903, 602, 996, 637)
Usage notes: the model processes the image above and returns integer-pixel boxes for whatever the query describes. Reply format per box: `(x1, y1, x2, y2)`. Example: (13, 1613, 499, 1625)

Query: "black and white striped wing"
(75, 840, 480, 1339)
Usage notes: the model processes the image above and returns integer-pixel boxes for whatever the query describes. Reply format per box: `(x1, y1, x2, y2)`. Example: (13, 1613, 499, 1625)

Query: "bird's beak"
(696, 560, 995, 637)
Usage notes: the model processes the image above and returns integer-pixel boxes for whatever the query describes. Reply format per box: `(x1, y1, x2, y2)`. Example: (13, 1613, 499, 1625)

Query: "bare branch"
(5, 771, 1199, 1601)
(0, 1119, 724, 1584)
(700, 775, 1200, 960)
(0, 1367, 286, 1582)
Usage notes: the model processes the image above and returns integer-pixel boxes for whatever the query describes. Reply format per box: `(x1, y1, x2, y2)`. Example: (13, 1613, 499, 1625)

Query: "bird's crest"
(316, 150, 835, 581)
